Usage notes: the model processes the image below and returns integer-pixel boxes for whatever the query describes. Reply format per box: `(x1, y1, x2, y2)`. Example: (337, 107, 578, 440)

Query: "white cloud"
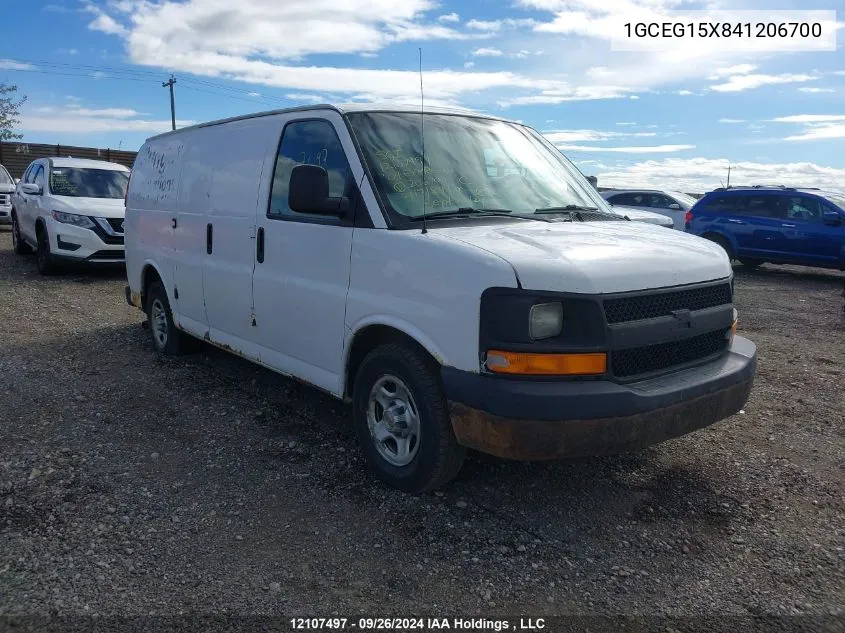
(247, 91, 262, 97)
(472, 47, 504, 57)
(616, 122, 637, 126)
(67, 106, 144, 118)
(709, 64, 757, 79)
(543, 129, 656, 143)
(676, 90, 694, 96)
(87, 11, 127, 36)
(710, 73, 817, 93)
(88, 0, 473, 61)
(285, 93, 325, 103)
(0, 59, 35, 71)
(784, 124, 845, 142)
(463, 61, 475, 69)
(719, 118, 746, 124)
(557, 143, 695, 154)
(596, 157, 845, 193)
(466, 18, 536, 31)
(771, 114, 845, 124)
(798, 87, 835, 93)
(20, 115, 194, 134)
(437, 12, 459, 23)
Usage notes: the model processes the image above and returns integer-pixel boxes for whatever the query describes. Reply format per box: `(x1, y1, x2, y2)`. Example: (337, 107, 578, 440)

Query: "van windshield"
(346, 112, 611, 224)
(0, 166, 12, 185)
(49, 167, 129, 199)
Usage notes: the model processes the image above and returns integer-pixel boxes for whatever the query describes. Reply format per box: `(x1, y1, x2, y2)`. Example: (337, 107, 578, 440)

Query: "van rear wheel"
(146, 281, 194, 355)
(352, 343, 466, 493)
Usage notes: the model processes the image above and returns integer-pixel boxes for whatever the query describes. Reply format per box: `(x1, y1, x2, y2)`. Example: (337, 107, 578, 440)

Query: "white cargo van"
(124, 105, 756, 492)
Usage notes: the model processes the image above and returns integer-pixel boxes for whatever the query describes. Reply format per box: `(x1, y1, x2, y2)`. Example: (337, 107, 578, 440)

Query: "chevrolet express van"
(124, 105, 756, 492)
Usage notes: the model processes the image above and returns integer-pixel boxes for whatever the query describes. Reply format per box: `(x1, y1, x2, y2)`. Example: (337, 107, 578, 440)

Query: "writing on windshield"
(347, 112, 603, 222)
(50, 168, 129, 199)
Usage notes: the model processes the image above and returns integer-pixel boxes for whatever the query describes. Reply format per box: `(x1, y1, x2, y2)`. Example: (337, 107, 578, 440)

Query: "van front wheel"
(352, 343, 466, 493)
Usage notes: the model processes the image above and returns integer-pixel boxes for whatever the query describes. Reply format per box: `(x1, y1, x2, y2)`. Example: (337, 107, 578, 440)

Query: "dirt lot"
(0, 227, 843, 627)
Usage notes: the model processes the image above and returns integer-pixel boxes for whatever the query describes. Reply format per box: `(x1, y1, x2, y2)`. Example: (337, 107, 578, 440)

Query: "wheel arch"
(139, 261, 168, 312)
(701, 230, 737, 260)
(343, 319, 448, 401)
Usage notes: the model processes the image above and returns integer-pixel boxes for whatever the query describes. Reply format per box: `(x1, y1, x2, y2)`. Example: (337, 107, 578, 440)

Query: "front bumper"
(47, 219, 124, 264)
(442, 336, 756, 460)
(0, 204, 11, 225)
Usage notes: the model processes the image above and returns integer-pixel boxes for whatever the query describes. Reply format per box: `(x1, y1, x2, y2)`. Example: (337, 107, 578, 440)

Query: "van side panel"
(344, 231, 518, 374)
(125, 138, 185, 306)
(203, 117, 271, 346)
(173, 132, 212, 334)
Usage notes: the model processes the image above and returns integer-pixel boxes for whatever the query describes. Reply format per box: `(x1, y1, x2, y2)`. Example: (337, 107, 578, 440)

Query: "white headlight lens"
(529, 302, 563, 340)
(52, 210, 95, 229)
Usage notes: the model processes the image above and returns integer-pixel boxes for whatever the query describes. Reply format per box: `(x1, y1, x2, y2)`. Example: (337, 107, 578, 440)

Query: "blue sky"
(2, 0, 844, 192)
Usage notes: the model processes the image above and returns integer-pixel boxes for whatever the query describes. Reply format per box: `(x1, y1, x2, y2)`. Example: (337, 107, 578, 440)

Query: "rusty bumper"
(443, 336, 756, 461)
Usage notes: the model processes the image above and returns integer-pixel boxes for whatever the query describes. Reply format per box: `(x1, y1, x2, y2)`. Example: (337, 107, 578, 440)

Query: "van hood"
(431, 219, 731, 294)
(51, 196, 125, 218)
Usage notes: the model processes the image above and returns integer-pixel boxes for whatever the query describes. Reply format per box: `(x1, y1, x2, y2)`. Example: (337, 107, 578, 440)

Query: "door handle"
(781, 223, 796, 228)
(206, 223, 213, 254)
(171, 218, 177, 229)
(256, 227, 265, 263)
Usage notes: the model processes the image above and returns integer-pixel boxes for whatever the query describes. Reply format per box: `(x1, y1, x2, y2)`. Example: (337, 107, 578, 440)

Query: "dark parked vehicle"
(686, 186, 845, 270)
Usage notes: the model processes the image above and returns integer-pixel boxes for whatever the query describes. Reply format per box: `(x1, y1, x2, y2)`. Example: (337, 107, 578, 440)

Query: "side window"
(738, 195, 779, 218)
(607, 193, 632, 205)
(268, 119, 352, 220)
(23, 164, 36, 184)
(783, 196, 822, 222)
(702, 195, 737, 214)
(649, 194, 673, 209)
(33, 165, 45, 187)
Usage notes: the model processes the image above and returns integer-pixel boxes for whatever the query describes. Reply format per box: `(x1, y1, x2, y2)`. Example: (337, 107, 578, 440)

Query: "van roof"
(48, 157, 130, 171)
(146, 103, 513, 142)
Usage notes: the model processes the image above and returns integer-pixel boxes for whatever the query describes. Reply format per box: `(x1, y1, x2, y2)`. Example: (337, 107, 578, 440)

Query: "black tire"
(352, 342, 466, 493)
(36, 226, 59, 275)
(146, 281, 193, 355)
(11, 212, 32, 255)
(739, 257, 762, 270)
(704, 233, 734, 261)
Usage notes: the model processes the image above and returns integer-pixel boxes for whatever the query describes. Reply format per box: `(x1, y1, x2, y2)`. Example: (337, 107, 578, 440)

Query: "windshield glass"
(820, 192, 845, 210)
(669, 191, 698, 208)
(49, 167, 129, 198)
(0, 166, 12, 185)
(346, 112, 611, 223)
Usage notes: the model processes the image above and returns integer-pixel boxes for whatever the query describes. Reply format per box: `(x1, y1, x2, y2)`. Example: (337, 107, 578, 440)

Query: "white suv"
(11, 157, 130, 274)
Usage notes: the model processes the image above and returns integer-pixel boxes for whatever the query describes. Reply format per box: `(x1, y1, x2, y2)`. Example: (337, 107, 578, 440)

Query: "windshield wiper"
(409, 207, 550, 222)
(534, 205, 629, 222)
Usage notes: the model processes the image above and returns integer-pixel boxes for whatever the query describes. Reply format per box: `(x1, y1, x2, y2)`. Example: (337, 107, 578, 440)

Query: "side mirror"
(288, 164, 348, 217)
(21, 183, 42, 195)
(668, 203, 681, 210)
(14, 178, 20, 185)
(823, 210, 843, 226)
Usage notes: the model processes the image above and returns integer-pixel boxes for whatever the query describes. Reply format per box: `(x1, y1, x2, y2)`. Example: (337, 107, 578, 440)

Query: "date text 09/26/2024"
(290, 618, 547, 630)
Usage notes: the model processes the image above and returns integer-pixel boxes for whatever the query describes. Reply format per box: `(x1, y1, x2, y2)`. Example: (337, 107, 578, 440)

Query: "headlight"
(52, 210, 95, 229)
(529, 302, 563, 340)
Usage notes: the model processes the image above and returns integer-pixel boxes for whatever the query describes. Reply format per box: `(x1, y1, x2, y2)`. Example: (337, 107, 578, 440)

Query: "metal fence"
(0, 142, 137, 179)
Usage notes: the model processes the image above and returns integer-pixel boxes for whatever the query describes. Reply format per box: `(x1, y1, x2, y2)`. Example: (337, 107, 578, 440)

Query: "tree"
(0, 83, 26, 141)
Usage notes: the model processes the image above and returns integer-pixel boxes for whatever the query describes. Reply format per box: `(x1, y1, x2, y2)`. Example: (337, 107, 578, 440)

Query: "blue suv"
(686, 186, 845, 270)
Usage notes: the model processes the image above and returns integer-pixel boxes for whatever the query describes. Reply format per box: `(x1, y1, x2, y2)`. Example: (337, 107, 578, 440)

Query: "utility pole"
(162, 74, 176, 131)
(726, 163, 731, 188)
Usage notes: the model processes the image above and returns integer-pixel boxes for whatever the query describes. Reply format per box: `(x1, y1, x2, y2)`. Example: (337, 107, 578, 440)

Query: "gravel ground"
(0, 227, 843, 629)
